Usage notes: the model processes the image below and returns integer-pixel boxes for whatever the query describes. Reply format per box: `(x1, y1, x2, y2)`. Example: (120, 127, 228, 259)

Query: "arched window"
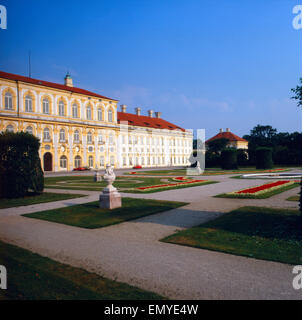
(88, 155, 94, 168)
(98, 133, 103, 143)
(108, 109, 113, 122)
(72, 103, 78, 118)
(59, 129, 65, 142)
(110, 156, 115, 166)
(100, 156, 105, 167)
(87, 131, 92, 144)
(74, 130, 80, 143)
(43, 98, 50, 114)
(43, 128, 50, 141)
(4, 92, 13, 110)
(109, 133, 114, 145)
(58, 100, 65, 116)
(86, 105, 92, 120)
(25, 95, 33, 112)
(6, 124, 14, 132)
(26, 126, 33, 134)
(74, 156, 81, 168)
(98, 108, 103, 121)
(60, 156, 67, 169)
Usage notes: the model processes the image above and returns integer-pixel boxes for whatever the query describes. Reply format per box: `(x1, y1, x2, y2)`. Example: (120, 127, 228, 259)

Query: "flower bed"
(134, 177, 212, 192)
(217, 180, 299, 199)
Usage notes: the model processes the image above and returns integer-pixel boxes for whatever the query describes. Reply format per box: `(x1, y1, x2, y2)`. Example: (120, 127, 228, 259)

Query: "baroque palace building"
(0, 71, 193, 172)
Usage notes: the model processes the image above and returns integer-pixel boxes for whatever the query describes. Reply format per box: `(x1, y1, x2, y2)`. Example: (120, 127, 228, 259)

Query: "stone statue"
(99, 165, 121, 209)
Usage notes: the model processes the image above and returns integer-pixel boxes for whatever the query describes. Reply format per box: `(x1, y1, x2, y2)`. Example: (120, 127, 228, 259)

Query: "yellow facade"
(0, 73, 193, 172)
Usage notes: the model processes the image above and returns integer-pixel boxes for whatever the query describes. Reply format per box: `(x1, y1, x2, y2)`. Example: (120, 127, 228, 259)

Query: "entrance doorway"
(43, 152, 53, 171)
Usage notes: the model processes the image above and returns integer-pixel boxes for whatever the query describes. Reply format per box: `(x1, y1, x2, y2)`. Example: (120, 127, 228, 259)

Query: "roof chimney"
(135, 107, 141, 116)
(148, 110, 154, 117)
(226, 128, 230, 132)
(155, 112, 162, 119)
(64, 73, 73, 87)
(120, 104, 127, 113)
(219, 128, 223, 133)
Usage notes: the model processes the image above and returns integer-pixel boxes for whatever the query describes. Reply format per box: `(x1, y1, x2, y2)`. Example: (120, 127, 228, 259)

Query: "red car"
(133, 165, 142, 169)
(73, 166, 91, 171)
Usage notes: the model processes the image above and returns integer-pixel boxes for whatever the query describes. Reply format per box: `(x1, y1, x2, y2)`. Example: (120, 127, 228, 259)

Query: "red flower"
(236, 180, 290, 194)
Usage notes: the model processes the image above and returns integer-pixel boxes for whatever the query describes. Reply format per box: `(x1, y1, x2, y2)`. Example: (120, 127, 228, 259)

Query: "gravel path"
(0, 170, 300, 300)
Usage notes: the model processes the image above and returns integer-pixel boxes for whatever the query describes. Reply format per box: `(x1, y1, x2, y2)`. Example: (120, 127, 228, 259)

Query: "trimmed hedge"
(220, 148, 238, 170)
(255, 147, 273, 169)
(0, 131, 44, 198)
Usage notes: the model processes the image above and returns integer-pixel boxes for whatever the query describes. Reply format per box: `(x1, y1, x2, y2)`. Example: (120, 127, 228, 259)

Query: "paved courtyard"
(0, 169, 301, 299)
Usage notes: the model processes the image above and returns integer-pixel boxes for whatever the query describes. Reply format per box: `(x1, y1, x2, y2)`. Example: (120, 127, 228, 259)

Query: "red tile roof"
(0, 71, 117, 101)
(206, 131, 248, 143)
(117, 112, 185, 131)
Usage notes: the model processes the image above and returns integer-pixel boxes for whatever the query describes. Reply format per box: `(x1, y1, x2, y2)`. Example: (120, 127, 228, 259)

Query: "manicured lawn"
(287, 195, 299, 201)
(0, 240, 163, 300)
(23, 197, 187, 229)
(163, 206, 302, 265)
(45, 175, 217, 193)
(125, 168, 290, 176)
(123, 180, 217, 193)
(0, 192, 84, 209)
(215, 182, 299, 199)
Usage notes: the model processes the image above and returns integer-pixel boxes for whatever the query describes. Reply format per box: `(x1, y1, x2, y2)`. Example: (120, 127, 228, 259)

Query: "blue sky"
(0, 0, 301, 138)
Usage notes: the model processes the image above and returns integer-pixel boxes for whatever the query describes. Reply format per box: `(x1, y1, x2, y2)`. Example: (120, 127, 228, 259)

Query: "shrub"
(0, 131, 44, 198)
(237, 149, 249, 166)
(220, 148, 238, 170)
(205, 152, 220, 168)
(255, 147, 273, 169)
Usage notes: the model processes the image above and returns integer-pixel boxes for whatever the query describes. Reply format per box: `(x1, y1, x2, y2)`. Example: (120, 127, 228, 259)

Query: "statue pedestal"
(187, 167, 202, 176)
(99, 185, 122, 209)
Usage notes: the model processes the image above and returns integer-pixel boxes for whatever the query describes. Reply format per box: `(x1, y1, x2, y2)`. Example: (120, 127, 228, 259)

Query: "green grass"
(45, 175, 217, 193)
(124, 167, 290, 176)
(287, 195, 299, 201)
(23, 197, 187, 229)
(0, 240, 163, 300)
(215, 182, 299, 199)
(162, 206, 302, 265)
(123, 180, 217, 193)
(0, 192, 84, 209)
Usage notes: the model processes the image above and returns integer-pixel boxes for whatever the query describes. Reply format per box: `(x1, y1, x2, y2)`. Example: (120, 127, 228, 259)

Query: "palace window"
(123, 157, 126, 166)
(43, 128, 51, 141)
(60, 156, 67, 169)
(108, 109, 113, 122)
(86, 106, 92, 120)
(43, 98, 50, 114)
(74, 156, 81, 168)
(88, 155, 94, 168)
(25, 95, 33, 112)
(98, 108, 103, 121)
(110, 156, 115, 166)
(72, 103, 78, 118)
(26, 126, 33, 134)
(87, 131, 92, 144)
(6, 124, 14, 132)
(59, 129, 65, 142)
(4, 92, 13, 110)
(58, 100, 65, 116)
(98, 133, 103, 143)
(109, 133, 114, 145)
(74, 130, 80, 143)
(100, 156, 104, 167)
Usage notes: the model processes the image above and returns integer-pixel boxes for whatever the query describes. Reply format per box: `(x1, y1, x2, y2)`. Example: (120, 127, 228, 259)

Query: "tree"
(292, 79, 302, 218)
(220, 148, 238, 170)
(207, 138, 229, 154)
(243, 125, 277, 148)
(0, 131, 44, 198)
(291, 78, 302, 107)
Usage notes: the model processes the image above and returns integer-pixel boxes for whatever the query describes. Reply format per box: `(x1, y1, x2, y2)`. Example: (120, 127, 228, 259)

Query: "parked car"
(133, 165, 142, 169)
(73, 166, 91, 171)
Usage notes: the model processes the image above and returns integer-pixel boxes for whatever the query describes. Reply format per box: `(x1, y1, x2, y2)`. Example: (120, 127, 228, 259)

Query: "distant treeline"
(194, 125, 302, 167)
